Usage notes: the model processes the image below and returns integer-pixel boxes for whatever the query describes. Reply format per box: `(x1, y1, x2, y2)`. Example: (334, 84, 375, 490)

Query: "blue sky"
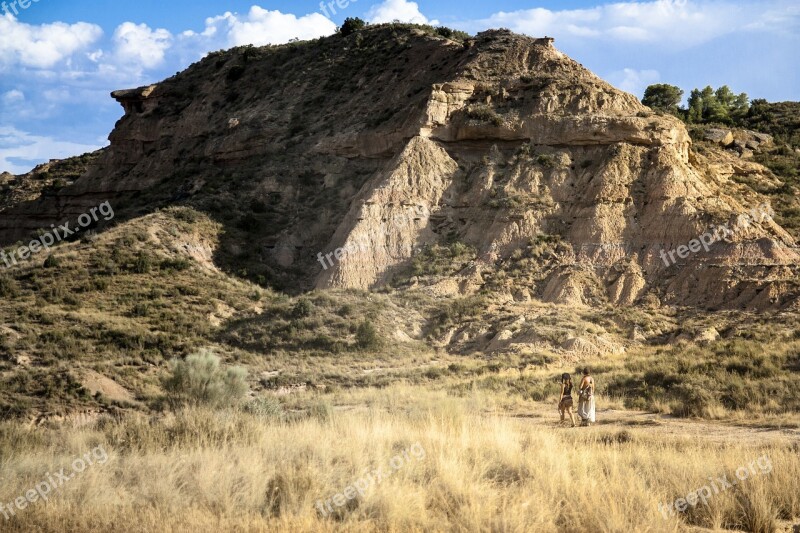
(1, 0, 798, 173)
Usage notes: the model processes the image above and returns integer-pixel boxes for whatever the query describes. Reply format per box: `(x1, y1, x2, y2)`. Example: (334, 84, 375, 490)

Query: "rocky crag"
(1, 25, 797, 310)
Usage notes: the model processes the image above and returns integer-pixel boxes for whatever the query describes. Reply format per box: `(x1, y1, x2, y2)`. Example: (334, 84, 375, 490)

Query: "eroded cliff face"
(307, 30, 798, 310)
(1, 27, 796, 310)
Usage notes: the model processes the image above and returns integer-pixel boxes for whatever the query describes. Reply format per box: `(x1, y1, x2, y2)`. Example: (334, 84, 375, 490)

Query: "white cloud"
(0, 14, 102, 70)
(474, 0, 797, 49)
(608, 68, 661, 96)
(366, 0, 438, 25)
(2, 89, 24, 105)
(112, 22, 172, 70)
(87, 49, 104, 63)
(198, 7, 337, 48)
(0, 126, 104, 174)
(743, 2, 800, 32)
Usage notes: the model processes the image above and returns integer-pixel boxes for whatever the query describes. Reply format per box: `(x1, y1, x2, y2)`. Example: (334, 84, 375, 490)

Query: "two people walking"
(558, 368, 595, 427)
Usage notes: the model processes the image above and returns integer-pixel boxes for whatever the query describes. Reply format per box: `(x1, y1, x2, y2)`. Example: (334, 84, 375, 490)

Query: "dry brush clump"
(162, 348, 249, 409)
(0, 387, 797, 532)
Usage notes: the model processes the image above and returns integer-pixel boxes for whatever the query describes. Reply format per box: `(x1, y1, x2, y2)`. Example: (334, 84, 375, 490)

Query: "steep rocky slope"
(1, 25, 797, 310)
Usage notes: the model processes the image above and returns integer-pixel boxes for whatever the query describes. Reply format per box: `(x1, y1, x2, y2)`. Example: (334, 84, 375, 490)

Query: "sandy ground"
(509, 401, 800, 446)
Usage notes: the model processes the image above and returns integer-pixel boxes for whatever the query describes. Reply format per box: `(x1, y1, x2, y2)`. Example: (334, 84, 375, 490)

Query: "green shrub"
(131, 303, 150, 317)
(536, 154, 555, 167)
(409, 242, 476, 278)
(435, 26, 470, 42)
(226, 65, 246, 82)
(168, 207, 202, 223)
(43, 255, 60, 268)
(0, 275, 19, 298)
(467, 104, 503, 126)
(339, 17, 366, 36)
(355, 320, 382, 350)
(132, 252, 152, 274)
(292, 299, 313, 319)
(163, 349, 249, 408)
(160, 258, 191, 272)
(307, 399, 334, 422)
(670, 383, 718, 418)
(41, 281, 68, 303)
(250, 198, 268, 214)
(244, 396, 285, 422)
(236, 214, 263, 232)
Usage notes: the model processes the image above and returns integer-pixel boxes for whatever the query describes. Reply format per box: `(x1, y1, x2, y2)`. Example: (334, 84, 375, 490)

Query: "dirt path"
(508, 402, 800, 445)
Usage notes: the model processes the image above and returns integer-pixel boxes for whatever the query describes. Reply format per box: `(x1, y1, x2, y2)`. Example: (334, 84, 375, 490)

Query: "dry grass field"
(1, 385, 798, 533)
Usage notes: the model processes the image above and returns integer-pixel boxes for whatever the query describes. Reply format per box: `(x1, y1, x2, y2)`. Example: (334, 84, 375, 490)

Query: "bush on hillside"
(0, 274, 19, 298)
(163, 349, 249, 408)
(339, 17, 366, 36)
(435, 26, 471, 42)
(355, 320, 382, 350)
(669, 383, 718, 418)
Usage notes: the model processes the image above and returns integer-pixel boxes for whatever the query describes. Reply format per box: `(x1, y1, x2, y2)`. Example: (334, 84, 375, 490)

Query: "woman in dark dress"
(558, 372, 576, 427)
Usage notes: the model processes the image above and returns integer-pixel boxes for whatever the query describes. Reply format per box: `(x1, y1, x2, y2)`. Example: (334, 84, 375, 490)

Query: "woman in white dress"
(577, 368, 595, 426)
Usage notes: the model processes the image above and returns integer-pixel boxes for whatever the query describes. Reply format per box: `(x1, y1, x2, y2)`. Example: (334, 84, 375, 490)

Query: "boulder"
(695, 327, 720, 345)
(749, 131, 774, 146)
(704, 128, 734, 146)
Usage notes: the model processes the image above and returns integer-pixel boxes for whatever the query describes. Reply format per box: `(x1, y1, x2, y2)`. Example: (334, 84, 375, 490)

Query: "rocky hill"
(1, 24, 798, 418)
(2, 25, 796, 309)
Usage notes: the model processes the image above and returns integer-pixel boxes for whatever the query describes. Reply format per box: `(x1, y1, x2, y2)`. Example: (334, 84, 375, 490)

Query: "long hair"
(561, 373, 572, 387)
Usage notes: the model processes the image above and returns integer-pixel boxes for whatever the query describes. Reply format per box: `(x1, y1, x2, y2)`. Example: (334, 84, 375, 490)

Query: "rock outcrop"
(0, 26, 796, 310)
(702, 127, 774, 159)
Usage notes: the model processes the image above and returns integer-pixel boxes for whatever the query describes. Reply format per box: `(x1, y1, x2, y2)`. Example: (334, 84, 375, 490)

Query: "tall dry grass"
(0, 386, 797, 532)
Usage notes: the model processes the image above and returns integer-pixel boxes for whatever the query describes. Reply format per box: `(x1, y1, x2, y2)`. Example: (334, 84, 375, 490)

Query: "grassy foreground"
(1, 387, 798, 532)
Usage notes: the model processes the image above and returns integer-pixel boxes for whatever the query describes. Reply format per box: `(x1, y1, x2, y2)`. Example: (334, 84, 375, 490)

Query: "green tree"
(338, 17, 366, 36)
(688, 85, 751, 124)
(732, 92, 750, 120)
(685, 85, 740, 124)
(750, 98, 768, 112)
(715, 85, 736, 109)
(699, 85, 719, 121)
(642, 84, 684, 115)
(687, 88, 703, 123)
(705, 98, 730, 123)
